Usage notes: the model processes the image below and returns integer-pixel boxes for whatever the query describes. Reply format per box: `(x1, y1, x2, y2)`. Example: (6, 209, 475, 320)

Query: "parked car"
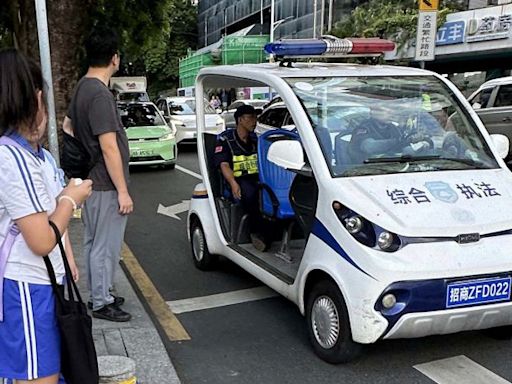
(222, 99, 268, 129)
(468, 76, 512, 159)
(156, 96, 225, 143)
(117, 101, 177, 168)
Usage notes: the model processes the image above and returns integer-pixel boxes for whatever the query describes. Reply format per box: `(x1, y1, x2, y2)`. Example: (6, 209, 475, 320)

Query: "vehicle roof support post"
(35, 0, 59, 163)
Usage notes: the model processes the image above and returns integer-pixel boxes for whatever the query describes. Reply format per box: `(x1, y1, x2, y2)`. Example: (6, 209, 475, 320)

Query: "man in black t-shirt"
(214, 105, 270, 252)
(63, 26, 132, 322)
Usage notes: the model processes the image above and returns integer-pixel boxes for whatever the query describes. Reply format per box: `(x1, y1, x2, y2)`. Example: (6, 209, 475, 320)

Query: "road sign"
(419, 0, 439, 11)
(415, 10, 438, 61)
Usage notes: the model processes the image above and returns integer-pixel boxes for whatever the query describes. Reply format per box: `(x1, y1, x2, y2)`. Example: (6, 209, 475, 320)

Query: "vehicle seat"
(257, 129, 300, 260)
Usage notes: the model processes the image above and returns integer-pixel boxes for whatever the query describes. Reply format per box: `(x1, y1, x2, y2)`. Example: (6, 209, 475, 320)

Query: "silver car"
(156, 96, 225, 143)
(468, 76, 512, 158)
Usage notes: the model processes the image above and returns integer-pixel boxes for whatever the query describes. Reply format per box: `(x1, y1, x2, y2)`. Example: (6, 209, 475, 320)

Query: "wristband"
(58, 195, 77, 210)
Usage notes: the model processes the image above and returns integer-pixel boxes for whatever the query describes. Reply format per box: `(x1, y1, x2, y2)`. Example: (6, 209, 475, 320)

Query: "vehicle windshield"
(117, 92, 150, 102)
(286, 76, 499, 177)
(169, 99, 216, 115)
(118, 103, 166, 127)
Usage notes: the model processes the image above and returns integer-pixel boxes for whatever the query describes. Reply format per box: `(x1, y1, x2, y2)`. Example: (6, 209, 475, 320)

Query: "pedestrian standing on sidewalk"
(63, 25, 133, 322)
(0, 49, 92, 383)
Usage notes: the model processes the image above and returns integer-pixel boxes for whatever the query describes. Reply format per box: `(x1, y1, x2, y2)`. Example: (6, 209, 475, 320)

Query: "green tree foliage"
(332, 0, 467, 53)
(0, 0, 197, 96)
(90, 0, 197, 96)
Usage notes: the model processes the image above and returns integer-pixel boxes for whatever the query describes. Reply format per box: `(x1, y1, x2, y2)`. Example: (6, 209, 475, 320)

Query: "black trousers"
(237, 177, 271, 238)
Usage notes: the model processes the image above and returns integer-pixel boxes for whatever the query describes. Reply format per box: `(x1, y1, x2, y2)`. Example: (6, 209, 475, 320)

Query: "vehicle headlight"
(160, 132, 175, 141)
(345, 216, 363, 234)
(377, 231, 397, 251)
(216, 117, 225, 128)
(333, 201, 401, 252)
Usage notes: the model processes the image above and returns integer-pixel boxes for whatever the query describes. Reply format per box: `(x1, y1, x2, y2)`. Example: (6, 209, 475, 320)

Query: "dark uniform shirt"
(214, 129, 259, 180)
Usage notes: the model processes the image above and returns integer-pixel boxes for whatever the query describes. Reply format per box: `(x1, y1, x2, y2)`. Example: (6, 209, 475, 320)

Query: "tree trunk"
(12, 0, 89, 146)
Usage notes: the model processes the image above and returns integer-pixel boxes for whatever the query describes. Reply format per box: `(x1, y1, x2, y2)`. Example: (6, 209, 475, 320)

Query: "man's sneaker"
(87, 296, 125, 310)
(250, 233, 269, 252)
(92, 303, 132, 322)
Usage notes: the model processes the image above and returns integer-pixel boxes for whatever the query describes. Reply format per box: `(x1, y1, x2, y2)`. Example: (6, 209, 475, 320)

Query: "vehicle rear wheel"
(162, 163, 175, 170)
(306, 280, 363, 364)
(190, 220, 218, 270)
(482, 325, 512, 340)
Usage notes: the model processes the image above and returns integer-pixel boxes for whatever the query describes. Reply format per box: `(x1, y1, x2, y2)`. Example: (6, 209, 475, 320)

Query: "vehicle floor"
(239, 238, 306, 280)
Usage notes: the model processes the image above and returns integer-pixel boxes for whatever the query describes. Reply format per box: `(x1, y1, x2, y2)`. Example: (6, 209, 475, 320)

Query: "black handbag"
(60, 131, 94, 179)
(43, 221, 99, 384)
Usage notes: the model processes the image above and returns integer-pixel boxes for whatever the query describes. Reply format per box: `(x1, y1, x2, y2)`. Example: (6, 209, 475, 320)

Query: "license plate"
(446, 277, 511, 308)
(131, 149, 154, 157)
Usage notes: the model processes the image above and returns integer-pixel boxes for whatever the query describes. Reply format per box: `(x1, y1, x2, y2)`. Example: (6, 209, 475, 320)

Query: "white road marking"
(414, 355, 512, 384)
(176, 165, 202, 180)
(157, 200, 190, 220)
(167, 286, 279, 314)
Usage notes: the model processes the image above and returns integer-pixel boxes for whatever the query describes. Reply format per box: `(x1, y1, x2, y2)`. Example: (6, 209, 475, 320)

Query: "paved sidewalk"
(68, 219, 181, 384)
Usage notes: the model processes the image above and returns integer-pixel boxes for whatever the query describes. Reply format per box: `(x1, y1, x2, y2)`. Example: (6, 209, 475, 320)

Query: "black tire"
(190, 220, 218, 270)
(482, 325, 512, 340)
(306, 280, 363, 364)
(162, 163, 176, 170)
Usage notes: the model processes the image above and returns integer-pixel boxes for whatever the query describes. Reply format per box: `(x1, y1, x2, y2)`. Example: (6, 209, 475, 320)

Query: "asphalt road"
(124, 146, 512, 384)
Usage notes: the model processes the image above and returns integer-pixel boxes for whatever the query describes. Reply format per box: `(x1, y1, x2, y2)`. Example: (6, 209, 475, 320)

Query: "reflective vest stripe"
(232, 154, 258, 177)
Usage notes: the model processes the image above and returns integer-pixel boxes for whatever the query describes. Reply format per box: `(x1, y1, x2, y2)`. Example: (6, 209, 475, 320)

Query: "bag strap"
(43, 221, 85, 310)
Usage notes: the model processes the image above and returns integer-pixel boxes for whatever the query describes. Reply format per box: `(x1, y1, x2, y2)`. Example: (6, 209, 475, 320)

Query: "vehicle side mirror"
(490, 134, 509, 159)
(472, 102, 482, 110)
(267, 140, 311, 176)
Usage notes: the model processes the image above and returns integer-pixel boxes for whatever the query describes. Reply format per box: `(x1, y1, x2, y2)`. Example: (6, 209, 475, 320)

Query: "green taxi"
(118, 101, 177, 168)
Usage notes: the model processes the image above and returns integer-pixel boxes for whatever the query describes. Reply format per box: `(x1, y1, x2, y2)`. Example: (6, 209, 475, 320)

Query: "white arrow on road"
(157, 200, 190, 220)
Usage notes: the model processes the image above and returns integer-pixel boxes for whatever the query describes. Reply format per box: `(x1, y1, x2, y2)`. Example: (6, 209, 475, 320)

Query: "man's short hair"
(234, 104, 257, 123)
(85, 26, 119, 68)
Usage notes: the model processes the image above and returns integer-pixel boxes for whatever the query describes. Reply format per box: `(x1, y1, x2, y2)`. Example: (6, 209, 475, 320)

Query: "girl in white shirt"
(0, 50, 92, 384)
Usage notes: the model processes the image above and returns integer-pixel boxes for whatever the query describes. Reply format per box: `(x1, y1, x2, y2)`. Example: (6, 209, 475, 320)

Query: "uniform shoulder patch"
(215, 145, 223, 153)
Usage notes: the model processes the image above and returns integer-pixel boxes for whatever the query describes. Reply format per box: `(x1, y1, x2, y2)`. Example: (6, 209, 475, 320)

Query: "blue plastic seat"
(257, 129, 300, 220)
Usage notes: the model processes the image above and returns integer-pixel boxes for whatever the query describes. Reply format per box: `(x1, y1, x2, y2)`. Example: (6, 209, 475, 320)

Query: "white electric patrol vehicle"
(187, 37, 512, 363)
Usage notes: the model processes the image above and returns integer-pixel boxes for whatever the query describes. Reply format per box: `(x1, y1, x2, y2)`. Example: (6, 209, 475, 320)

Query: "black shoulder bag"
(43, 221, 99, 384)
(60, 80, 96, 179)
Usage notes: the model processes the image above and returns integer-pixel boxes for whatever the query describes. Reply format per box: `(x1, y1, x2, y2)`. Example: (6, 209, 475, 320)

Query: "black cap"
(234, 104, 257, 122)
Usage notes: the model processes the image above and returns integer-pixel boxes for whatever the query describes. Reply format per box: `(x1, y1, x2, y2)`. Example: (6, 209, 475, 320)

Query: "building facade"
(197, 0, 369, 48)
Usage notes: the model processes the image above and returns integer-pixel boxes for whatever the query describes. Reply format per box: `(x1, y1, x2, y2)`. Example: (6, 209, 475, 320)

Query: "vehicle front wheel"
(190, 220, 218, 270)
(306, 280, 363, 364)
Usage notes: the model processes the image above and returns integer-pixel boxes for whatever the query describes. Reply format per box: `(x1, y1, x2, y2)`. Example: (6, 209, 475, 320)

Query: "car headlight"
(160, 132, 175, 141)
(333, 201, 401, 252)
(377, 231, 400, 252)
(216, 117, 225, 128)
(345, 216, 363, 234)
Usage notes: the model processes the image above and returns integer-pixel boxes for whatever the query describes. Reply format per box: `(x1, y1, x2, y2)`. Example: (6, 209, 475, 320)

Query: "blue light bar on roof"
(264, 37, 395, 58)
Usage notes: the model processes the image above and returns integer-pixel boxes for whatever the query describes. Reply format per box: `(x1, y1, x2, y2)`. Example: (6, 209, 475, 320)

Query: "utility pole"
(35, 0, 59, 163)
(270, 0, 275, 42)
(328, 0, 334, 32)
(313, 0, 318, 38)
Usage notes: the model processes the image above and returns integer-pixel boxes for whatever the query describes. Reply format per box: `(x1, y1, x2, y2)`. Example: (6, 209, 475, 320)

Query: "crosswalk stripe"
(167, 286, 279, 314)
(176, 165, 202, 180)
(414, 355, 511, 384)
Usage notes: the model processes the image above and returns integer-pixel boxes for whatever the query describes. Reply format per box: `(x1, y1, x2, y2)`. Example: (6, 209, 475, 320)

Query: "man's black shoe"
(250, 233, 269, 252)
(87, 296, 125, 310)
(92, 303, 132, 322)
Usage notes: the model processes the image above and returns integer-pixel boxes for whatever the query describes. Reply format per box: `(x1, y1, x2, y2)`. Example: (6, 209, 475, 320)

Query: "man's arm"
(99, 132, 133, 214)
(63, 116, 74, 135)
(220, 162, 241, 200)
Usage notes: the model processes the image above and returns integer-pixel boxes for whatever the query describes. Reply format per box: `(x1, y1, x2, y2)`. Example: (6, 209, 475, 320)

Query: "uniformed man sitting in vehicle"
(214, 104, 271, 252)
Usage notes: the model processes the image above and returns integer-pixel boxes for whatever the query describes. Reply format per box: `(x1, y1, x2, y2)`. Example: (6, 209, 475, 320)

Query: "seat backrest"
(257, 129, 300, 219)
(204, 132, 225, 198)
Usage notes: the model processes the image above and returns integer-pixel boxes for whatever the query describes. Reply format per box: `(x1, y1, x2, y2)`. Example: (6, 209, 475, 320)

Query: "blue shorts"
(0, 278, 61, 380)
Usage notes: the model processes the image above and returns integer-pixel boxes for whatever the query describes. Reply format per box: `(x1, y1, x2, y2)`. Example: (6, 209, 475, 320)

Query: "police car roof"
(478, 76, 512, 89)
(198, 62, 435, 87)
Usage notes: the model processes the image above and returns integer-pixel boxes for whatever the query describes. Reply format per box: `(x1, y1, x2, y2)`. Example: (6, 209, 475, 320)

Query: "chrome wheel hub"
(192, 227, 204, 262)
(311, 295, 340, 349)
